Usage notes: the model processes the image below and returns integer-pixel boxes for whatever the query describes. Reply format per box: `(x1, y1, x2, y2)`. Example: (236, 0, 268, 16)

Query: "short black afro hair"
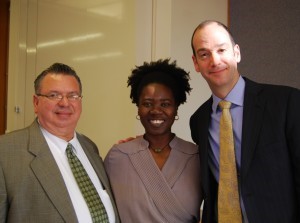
(128, 58, 192, 106)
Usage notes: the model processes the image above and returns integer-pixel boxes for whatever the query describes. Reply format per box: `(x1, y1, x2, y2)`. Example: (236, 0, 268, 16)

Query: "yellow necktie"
(218, 101, 242, 223)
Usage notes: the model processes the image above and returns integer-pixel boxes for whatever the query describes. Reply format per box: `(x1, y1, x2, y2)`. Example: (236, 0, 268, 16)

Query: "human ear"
(234, 44, 241, 63)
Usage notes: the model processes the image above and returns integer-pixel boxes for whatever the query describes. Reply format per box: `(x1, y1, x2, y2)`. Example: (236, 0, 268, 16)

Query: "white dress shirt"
(40, 127, 115, 223)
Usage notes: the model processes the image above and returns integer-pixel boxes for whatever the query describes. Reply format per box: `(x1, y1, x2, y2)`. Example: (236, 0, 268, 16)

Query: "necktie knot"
(66, 143, 73, 157)
(219, 100, 231, 110)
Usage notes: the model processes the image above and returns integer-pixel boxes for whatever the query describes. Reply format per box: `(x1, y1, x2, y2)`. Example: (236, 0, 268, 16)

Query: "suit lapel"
(241, 78, 265, 178)
(77, 135, 110, 191)
(198, 98, 213, 195)
(28, 121, 78, 222)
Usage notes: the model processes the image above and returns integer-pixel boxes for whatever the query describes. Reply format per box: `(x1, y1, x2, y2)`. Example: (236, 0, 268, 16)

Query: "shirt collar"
(39, 124, 78, 153)
(212, 76, 245, 112)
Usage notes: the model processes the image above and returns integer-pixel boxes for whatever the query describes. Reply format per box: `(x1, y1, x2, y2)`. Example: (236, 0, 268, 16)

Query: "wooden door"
(0, 0, 9, 134)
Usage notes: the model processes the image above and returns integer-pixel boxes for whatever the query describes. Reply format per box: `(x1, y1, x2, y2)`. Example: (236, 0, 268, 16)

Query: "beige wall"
(7, 0, 227, 157)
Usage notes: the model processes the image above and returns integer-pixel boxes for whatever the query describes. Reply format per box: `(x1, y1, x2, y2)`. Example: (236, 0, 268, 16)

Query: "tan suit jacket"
(0, 120, 120, 223)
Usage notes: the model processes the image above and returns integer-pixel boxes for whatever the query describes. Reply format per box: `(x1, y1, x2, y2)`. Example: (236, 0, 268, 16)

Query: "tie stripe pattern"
(218, 101, 242, 223)
(66, 143, 109, 223)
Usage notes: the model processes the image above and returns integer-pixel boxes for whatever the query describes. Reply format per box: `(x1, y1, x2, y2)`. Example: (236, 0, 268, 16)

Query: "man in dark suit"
(0, 63, 120, 222)
(190, 20, 300, 223)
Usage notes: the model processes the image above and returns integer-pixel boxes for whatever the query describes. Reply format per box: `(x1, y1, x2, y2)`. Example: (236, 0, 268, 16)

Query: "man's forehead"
(197, 42, 228, 51)
(193, 26, 231, 46)
(197, 24, 228, 38)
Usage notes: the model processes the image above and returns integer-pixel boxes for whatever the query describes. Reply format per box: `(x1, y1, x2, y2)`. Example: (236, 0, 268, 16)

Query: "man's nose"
(210, 52, 221, 66)
(57, 96, 70, 105)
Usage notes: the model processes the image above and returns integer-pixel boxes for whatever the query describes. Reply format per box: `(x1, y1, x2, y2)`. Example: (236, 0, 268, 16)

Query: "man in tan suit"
(0, 63, 120, 222)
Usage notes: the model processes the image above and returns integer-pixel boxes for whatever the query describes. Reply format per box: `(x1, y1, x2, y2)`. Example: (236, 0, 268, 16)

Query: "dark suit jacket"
(0, 119, 120, 223)
(190, 77, 300, 223)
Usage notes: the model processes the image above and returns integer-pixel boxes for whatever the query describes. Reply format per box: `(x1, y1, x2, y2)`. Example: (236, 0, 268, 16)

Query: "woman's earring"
(175, 115, 179, 120)
(136, 115, 140, 120)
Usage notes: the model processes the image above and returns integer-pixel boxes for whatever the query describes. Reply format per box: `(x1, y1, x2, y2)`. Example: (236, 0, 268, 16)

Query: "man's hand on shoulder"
(117, 135, 142, 144)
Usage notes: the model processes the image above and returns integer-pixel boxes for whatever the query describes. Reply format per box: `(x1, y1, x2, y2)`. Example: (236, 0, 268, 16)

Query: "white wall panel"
(7, 0, 227, 156)
(8, 0, 137, 157)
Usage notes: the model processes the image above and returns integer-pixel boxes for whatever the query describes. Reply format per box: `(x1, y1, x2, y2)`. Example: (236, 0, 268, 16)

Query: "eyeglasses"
(36, 93, 83, 101)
